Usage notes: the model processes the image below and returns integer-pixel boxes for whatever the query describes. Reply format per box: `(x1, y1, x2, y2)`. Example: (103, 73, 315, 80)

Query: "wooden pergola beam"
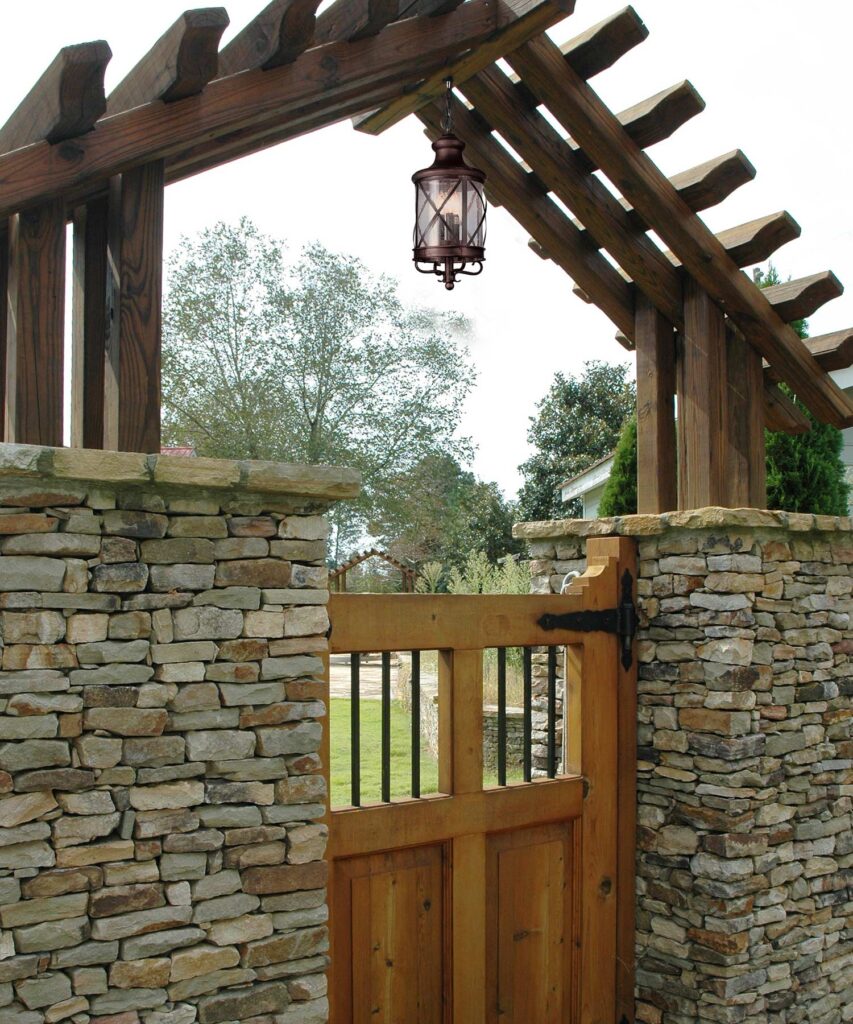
(664, 211, 801, 270)
(106, 9, 229, 113)
(0, 41, 112, 153)
(460, 68, 683, 326)
(217, 0, 321, 75)
(506, 35, 853, 428)
(0, 0, 528, 221)
(417, 99, 636, 338)
(351, 0, 576, 135)
(314, 0, 401, 42)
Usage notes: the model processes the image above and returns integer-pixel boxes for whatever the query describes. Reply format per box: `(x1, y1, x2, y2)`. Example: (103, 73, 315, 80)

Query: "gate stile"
(325, 536, 637, 1023)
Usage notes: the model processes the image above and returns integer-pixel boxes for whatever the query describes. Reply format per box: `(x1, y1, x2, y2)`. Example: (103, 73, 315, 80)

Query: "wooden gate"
(324, 537, 636, 1024)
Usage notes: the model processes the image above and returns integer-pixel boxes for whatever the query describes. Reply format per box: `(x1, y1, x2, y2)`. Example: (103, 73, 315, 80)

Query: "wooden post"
(104, 160, 164, 453)
(635, 292, 677, 513)
(0, 224, 7, 435)
(5, 199, 66, 445)
(725, 325, 767, 508)
(71, 198, 109, 449)
(677, 280, 729, 508)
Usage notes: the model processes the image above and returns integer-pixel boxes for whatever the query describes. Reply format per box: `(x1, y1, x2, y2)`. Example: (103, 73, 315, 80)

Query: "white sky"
(0, 1, 850, 499)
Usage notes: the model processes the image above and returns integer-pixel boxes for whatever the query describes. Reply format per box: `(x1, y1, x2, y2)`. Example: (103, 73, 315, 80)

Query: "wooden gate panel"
(335, 844, 448, 1024)
(486, 821, 574, 1024)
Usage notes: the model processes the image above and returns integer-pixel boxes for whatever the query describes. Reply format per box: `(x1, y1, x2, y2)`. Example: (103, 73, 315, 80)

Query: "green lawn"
(329, 697, 523, 807)
(329, 698, 439, 807)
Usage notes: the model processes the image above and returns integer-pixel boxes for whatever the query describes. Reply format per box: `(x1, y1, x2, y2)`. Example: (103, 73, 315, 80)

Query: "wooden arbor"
(356, 6, 853, 512)
(0, 0, 576, 453)
(330, 548, 418, 592)
(0, 2, 851, 512)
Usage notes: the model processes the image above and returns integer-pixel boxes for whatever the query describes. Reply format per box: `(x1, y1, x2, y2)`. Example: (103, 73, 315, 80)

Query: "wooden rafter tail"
(0, 41, 112, 154)
(763, 271, 844, 324)
(418, 99, 635, 338)
(107, 9, 230, 115)
(515, 79, 705, 175)
(352, 0, 578, 135)
(217, 0, 321, 76)
(804, 328, 853, 372)
(510, 4, 648, 106)
(614, 331, 635, 352)
(664, 211, 801, 270)
(764, 381, 811, 435)
(505, 35, 853, 428)
(461, 66, 683, 327)
(0, 0, 512, 219)
(314, 0, 402, 43)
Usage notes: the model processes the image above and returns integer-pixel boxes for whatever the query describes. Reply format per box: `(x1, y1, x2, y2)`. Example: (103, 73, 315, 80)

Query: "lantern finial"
(412, 80, 487, 290)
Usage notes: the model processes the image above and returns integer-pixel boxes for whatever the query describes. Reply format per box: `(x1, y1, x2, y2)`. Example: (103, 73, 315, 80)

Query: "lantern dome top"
(412, 133, 486, 185)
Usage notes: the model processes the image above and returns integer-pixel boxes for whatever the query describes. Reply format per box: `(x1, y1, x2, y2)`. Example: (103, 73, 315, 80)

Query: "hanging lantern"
(412, 79, 486, 290)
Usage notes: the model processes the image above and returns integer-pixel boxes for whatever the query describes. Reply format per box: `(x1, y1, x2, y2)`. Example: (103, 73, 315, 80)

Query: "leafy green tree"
(162, 218, 476, 560)
(376, 454, 519, 568)
(591, 265, 849, 517)
(517, 361, 635, 521)
(598, 415, 637, 517)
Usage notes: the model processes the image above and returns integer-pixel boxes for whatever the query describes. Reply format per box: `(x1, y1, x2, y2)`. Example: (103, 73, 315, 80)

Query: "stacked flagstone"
(0, 444, 358, 1024)
(516, 508, 853, 1024)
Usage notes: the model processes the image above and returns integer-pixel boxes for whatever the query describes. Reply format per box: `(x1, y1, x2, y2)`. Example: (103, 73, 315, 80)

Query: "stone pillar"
(0, 443, 358, 1024)
(516, 508, 853, 1024)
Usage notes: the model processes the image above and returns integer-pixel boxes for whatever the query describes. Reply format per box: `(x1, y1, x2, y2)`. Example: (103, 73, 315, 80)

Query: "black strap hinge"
(538, 569, 637, 670)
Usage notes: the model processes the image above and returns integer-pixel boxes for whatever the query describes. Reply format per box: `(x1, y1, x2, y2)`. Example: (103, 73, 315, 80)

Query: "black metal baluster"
(547, 645, 557, 779)
(497, 647, 507, 787)
(350, 653, 360, 807)
(411, 650, 421, 798)
(523, 647, 532, 782)
(381, 651, 391, 803)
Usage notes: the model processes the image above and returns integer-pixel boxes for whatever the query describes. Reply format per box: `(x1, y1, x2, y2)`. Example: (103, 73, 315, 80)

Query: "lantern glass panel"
(415, 177, 486, 250)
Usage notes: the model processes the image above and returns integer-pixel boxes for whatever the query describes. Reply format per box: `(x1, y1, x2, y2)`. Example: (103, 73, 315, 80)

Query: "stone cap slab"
(514, 506, 853, 539)
(0, 444, 360, 502)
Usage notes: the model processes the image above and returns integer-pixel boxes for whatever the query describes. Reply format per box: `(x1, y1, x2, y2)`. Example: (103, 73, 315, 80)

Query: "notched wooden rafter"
(0, 41, 112, 153)
(462, 64, 682, 326)
(314, 0, 403, 43)
(763, 270, 844, 324)
(107, 9, 230, 114)
(505, 34, 853, 428)
(217, 0, 322, 74)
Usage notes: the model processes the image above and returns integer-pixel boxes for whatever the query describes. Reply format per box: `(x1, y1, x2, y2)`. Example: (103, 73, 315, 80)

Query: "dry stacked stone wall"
(517, 508, 853, 1024)
(0, 444, 359, 1024)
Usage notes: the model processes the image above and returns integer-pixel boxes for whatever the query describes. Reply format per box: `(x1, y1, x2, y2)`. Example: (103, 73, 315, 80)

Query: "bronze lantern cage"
(412, 80, 486, 290)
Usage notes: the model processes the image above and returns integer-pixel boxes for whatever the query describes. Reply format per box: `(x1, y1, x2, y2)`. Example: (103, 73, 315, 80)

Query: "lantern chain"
(441, 78, 454, 134)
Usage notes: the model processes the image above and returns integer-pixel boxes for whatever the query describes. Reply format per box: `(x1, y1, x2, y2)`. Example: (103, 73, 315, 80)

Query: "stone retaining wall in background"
(0, 444, 358, 1024)
(516, 508, 853, 1024)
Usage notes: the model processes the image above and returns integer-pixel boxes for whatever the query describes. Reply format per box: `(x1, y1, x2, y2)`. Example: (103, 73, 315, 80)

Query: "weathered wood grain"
(0, 42, 111, 153)
(71, 197, 109, 449)
(418, 100, 636, 339)
(107, 8, 229, 113)
(352, 0, 576, 135)
(666, 211, 801, 269)
(0, 0, 517, 220)
(103, 162, 164, 454)
(217, 0, 320, 75)
(764, 381, 811, 435)
(5, 200, 66, 445)
(763, 270, 844, 324)
(507, 34, 853, 427)
(314, 0, 401, 43)
(461, 68, 682, 326)
(635, 294, 677, 513)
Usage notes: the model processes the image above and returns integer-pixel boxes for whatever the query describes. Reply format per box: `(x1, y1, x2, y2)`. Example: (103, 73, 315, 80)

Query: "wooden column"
(71, 198, 109, 449)
(725, 325, 767, 508)
(635, 292, 677, 513)
(5, 199, 66, 445)
(104, 160, 164, 454)
(677, 280, 729, 509)
(0, 224, 7, 435)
